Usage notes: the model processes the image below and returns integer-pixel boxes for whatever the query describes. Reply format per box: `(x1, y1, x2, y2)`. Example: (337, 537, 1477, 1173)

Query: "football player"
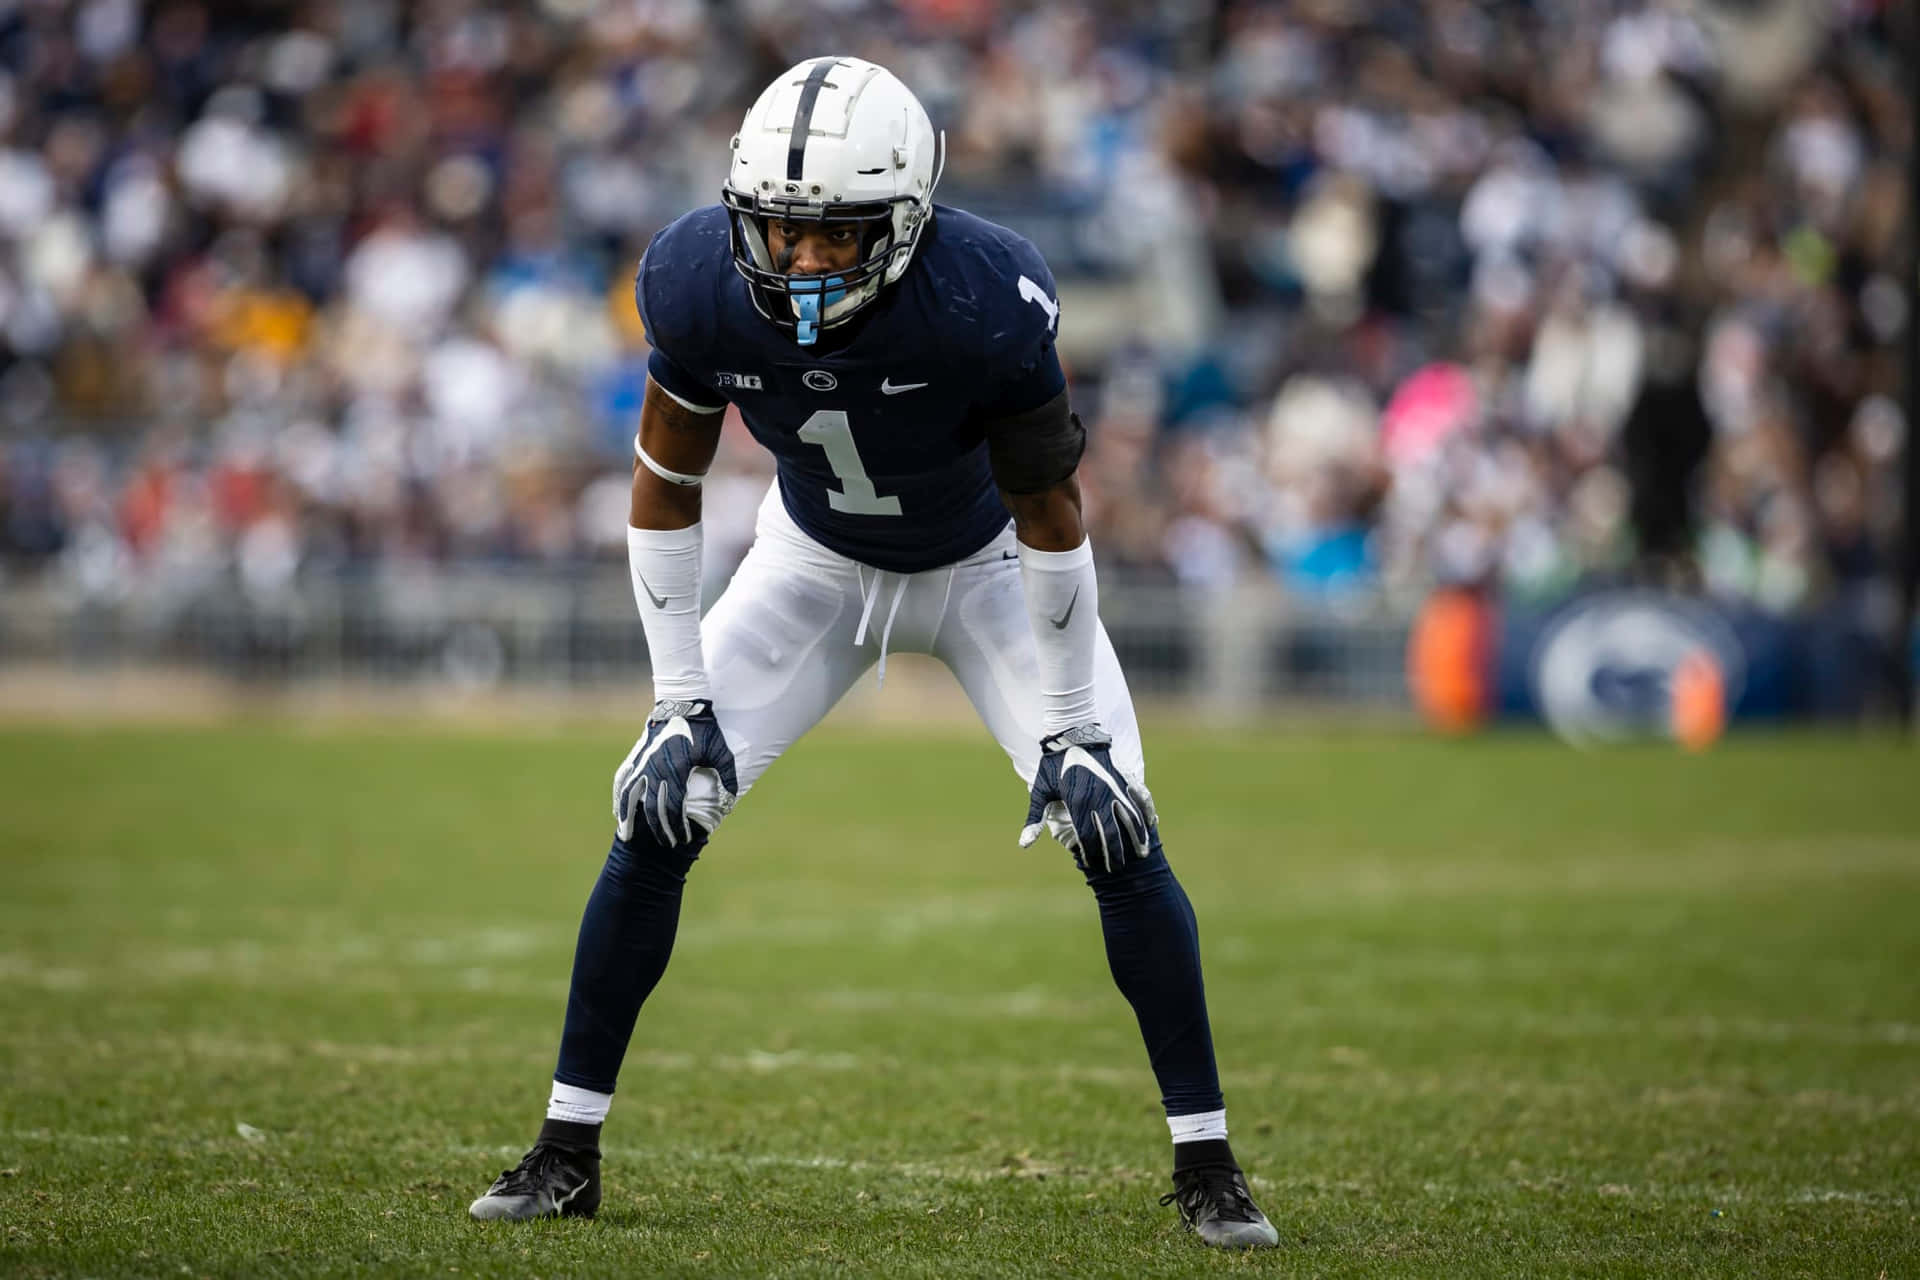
(469, 56, 1278, 1249)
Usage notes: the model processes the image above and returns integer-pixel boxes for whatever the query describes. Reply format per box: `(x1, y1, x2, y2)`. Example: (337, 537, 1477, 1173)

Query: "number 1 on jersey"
(797, 410, 902, 516)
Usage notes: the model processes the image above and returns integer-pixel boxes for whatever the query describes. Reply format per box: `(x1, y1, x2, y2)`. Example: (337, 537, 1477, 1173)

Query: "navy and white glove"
(1018, 724, 1158, 872)
(612, 698, 739, 848)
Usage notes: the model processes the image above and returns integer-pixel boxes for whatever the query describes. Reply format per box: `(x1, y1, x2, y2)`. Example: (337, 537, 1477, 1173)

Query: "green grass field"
(2, 719, 1916, 1278)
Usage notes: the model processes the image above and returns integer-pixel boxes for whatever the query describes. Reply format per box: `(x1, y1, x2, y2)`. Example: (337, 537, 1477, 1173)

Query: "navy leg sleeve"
(554, 831, 705, 1094)
(1084, 832, 1225, 1117)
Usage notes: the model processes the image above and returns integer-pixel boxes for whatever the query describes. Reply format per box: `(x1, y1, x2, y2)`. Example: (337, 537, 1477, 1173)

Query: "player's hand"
(1018, 724, 1157, 873)
(612, 699, 739, 848)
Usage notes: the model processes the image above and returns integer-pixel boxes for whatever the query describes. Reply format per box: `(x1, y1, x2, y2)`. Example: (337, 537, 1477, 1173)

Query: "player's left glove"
(1018, 723, 1158, 873)
(612, 698, 738, 848)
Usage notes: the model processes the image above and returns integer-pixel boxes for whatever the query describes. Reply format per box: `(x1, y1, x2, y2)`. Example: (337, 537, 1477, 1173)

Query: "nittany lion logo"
(1530, 593, 1745, 747)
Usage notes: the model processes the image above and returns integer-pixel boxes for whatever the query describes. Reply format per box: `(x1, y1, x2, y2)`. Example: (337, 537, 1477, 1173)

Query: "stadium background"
(0, 0, 1910, 730)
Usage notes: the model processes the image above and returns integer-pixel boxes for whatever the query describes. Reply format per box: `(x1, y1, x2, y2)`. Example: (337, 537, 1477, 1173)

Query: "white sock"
(547, 1081, 612, 1125)
(1168, 1109, 1228, 1144)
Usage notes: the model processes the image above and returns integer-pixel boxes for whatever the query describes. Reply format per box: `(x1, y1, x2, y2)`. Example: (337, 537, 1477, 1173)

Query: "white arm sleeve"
(628, 523, 709, 701)
(1017, 536, 1100, 733)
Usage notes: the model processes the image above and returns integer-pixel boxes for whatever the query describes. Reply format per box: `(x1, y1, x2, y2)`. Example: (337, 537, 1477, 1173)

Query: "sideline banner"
(1496, 592, 1891, 733)
(1411, 587, 1899, 741)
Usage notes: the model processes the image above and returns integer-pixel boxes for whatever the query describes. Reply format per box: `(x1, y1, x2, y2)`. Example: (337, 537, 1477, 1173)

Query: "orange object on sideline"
(1670, 650, 1727, 751)
(1408, 587, 1493, 734)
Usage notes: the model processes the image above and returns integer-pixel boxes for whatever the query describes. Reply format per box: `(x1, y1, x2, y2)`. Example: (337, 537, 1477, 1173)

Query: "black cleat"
(469, 1140, 601, 1222)
(1160, 1163, 1280, 1249)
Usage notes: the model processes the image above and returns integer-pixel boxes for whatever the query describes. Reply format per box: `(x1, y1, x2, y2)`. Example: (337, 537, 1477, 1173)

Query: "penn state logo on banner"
(1530, 592, 1745, 747)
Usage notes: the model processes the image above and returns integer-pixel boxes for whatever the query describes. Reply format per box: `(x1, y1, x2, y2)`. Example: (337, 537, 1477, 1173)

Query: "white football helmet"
(722, 56, 944, 345)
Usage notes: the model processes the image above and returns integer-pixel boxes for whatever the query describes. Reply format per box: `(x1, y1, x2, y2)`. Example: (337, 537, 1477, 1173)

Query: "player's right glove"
(1018, 723, 1158, 873)
(612, 698, 738, 848)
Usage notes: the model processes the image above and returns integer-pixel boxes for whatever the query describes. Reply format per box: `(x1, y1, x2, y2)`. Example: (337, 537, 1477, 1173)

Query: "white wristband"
(628, 523, 709, 701)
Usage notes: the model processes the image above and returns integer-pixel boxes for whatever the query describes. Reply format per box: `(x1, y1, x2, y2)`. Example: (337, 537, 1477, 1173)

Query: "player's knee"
(606, 830, 705, 883)
(683, 767, 733, 834)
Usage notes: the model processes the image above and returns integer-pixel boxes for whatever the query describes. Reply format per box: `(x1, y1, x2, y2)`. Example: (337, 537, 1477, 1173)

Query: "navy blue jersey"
(634, 204, 1066, 574)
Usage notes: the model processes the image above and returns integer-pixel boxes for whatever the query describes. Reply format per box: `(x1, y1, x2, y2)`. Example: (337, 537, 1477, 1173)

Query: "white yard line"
(8, 1129, 1911, 1210)
(3, 1130, 132, 1146)
(9, 949, 1915, 1051)
(1264, 837, 1920, 906)
(7, 1033, 1917, 1121)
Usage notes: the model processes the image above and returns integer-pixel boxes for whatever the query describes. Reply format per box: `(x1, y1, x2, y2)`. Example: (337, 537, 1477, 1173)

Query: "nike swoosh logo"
(880, 379, 929, 395)
(552, 1179, 589, 1212)
(1049, 587, 1079, 630)
(636, 573, 668, 609)
(633, 718, 693, 777)
(1060, 746, 1139, 817)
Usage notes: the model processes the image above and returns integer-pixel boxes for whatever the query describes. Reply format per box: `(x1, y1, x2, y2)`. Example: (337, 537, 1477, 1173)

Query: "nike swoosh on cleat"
(1049, 587, 1079, 630)
(553, 1179, 589, 1212)
(879, 378, 929, 395)
(635, 573, 668, 609)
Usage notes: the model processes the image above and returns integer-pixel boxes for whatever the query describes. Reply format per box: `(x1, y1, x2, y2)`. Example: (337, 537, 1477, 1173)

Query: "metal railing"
(0, 567, 1412, 709)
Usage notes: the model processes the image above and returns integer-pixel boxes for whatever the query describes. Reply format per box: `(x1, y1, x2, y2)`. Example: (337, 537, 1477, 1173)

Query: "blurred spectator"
(0, 0, 1905, 626)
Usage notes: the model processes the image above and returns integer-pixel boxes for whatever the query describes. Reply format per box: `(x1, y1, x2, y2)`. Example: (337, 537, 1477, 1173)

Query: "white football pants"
(677, 486, 1147, 831)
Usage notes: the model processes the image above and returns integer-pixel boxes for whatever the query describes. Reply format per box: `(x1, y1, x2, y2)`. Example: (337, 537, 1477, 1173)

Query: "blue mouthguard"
(789, 275, 847, 346)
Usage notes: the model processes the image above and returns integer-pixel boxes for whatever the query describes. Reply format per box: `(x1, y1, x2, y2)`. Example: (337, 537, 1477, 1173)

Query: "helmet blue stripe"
(785, 58, 842, 182)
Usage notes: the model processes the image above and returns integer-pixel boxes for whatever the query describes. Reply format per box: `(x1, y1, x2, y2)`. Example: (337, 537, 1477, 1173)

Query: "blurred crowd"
(0, 0, 1908, 620)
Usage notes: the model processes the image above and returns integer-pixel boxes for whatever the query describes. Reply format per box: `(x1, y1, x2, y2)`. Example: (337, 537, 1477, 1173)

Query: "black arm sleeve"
(983, 389, 1086, 495)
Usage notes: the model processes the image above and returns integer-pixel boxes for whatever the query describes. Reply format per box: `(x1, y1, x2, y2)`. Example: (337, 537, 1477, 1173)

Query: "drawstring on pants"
(853, 567, 911, 689)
